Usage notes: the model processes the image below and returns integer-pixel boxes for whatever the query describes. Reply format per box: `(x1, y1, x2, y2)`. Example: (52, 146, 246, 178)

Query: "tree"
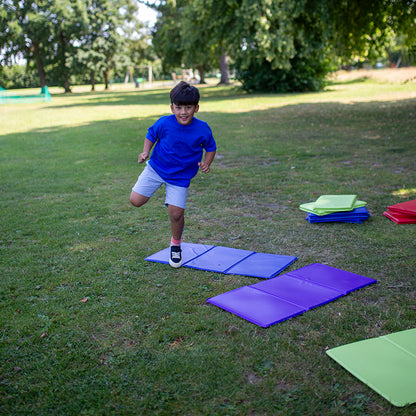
(327, 0, 416, 63)
(151, 0, 235, 83)
(52, 0, 89, 92)
(229, 0, 416, 91)
(153, 0, 416, 92)
(151, 0, 186, 74)
(180, 0, 218, 83)
(0, 0, 139, 91)
(191, 0, 240, 85)
(73, 0, 139, 91)
(178, 0, 237, 84)
(1, 0, 55, 88)
(0, 0, 88, 91)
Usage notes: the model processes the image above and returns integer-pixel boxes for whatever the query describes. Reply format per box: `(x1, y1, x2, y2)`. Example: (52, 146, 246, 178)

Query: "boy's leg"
(168, 204, 185, 241)
(168, 204, 185, 268)
(130, 191, 149, 207)
(130, 164, 163, 207)
(165, 182, 187, 242)
(165, 175, 187, 268)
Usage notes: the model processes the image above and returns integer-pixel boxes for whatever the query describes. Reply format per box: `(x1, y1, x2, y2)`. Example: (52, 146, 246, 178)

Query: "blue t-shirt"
(146, 114, 216, 187)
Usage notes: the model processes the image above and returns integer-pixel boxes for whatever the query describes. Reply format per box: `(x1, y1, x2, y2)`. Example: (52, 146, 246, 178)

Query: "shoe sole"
(169, 259, 182, 268)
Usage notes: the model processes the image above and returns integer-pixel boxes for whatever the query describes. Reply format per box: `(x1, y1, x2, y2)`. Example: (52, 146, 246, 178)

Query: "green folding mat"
(326, 328, 416, 407)
(300, 195, 367, 216)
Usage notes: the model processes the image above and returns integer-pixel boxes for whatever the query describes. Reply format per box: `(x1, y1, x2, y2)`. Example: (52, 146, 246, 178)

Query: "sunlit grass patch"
(392, 187, 416, 198)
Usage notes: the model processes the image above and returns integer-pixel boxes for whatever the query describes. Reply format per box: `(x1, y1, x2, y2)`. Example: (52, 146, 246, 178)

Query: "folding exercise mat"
(384, 199, 416, 224)
(326, 328, 416, 407)
(207, 263, 376, 327)
(145, 242, 297, 278)
(387, 199, 416, 215)
(306, 206, 370, 224)
(383, 210, 416, 224)
(299, 195, 367, 216)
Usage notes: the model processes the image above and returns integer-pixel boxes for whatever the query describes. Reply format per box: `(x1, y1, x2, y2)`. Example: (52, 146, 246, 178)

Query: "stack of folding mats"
(299, 194, 370, 224)
(383, 199, 416, 224)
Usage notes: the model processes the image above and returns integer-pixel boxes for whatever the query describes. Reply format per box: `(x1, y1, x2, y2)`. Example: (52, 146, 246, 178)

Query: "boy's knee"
(168, 205, 185, 221)
(130, 191, 148, 207)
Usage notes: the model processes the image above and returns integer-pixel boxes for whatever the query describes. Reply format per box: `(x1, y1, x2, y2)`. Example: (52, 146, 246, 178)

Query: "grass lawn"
(1, 68, 416, 415)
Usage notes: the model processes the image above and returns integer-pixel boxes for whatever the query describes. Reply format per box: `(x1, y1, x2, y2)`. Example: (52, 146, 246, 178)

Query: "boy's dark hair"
(170, 81, 200, 106)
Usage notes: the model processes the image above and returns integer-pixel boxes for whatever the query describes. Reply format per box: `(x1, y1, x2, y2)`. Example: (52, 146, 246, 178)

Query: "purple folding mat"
(145, 242, 297, 278)
(207, 286, 306, 328)
(207, 263, 377, 327)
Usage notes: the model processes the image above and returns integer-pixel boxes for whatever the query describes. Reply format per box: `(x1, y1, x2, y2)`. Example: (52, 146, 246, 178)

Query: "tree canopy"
(0, 0, 150, 91)
(150, 0, 416, 92)
(1, 0, 415, 92)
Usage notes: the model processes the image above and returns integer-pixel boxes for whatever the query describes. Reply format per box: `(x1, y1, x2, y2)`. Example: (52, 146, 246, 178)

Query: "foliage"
(72, 0, 126, 90)
(53, 0, 90, 92)
(180, 1, 217, 81)
(0, 63, 38, 89)
(233, 0, 334, 92)
(151, 0, 416, 92)
(1, 0, 56, 87)
(0, 72, 416, 414)
(0, 0, 145, 91)
(151, 0, 186, 73)
(1, 0, 416, 91)
(151, 0, 237, 82)
(236, 55, 331, 93)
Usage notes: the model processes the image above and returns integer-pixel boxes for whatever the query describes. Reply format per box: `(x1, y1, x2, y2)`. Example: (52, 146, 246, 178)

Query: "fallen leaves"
(167, 337, 194, 349)
(168, 337, 184, 348)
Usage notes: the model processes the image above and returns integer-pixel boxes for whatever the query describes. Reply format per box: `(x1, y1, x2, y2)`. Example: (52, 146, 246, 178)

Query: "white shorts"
(132, 164, 188, 209)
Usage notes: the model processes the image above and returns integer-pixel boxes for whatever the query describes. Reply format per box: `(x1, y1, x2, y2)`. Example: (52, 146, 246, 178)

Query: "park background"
(1, 1, 416, 415)
(1, 0, 415, 92)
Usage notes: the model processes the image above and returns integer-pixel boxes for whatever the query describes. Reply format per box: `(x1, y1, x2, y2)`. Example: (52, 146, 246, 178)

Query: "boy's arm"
(198, 150, 216, 173)
(138, 138, 154, 163)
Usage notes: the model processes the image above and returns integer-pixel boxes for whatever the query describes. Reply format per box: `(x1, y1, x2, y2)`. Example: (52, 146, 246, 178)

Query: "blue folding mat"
(326, 328, 416, 407)
(207, 263, 377, 327)
(306, 206, 370, 224)
(145, 242, 297, 278)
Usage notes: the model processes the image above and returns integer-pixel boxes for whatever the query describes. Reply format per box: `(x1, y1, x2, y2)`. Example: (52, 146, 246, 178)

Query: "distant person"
(130, 81, 216, 268)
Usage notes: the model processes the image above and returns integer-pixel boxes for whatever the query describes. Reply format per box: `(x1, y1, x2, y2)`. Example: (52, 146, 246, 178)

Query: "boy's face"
(171, 103, 199, 126)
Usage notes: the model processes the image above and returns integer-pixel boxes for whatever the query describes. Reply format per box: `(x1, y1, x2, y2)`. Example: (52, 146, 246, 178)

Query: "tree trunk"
(197, 64, 206, 84)
(104, 68, 110, 90)
(33, 43, 47, 88)
(60, 31, 71, 93)
(91, 70, 96, 91)
(63, 77, 71, 93)
(219, 51, 230, 85)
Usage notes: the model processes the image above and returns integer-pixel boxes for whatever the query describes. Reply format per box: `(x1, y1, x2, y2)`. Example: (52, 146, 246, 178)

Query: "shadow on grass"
(2, 97, 415, 201)
(326, 76, 370, 86)
(44, 83, 334, 109)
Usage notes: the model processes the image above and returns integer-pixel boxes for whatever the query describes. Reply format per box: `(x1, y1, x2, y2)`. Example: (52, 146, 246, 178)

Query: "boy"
(130, 81, 216, 268)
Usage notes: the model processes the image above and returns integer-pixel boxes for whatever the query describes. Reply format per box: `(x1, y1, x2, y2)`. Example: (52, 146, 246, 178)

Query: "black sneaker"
(169, 246, 182, 268)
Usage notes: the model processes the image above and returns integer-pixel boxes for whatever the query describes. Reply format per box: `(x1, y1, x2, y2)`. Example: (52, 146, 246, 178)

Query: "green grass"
(1, 73, 416, 415)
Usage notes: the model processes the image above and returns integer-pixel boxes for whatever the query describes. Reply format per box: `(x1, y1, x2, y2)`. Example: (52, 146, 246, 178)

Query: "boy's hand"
(198, 151, 216, 173)
(138, 152, 149, 164)
(198, 161, 211, 173)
